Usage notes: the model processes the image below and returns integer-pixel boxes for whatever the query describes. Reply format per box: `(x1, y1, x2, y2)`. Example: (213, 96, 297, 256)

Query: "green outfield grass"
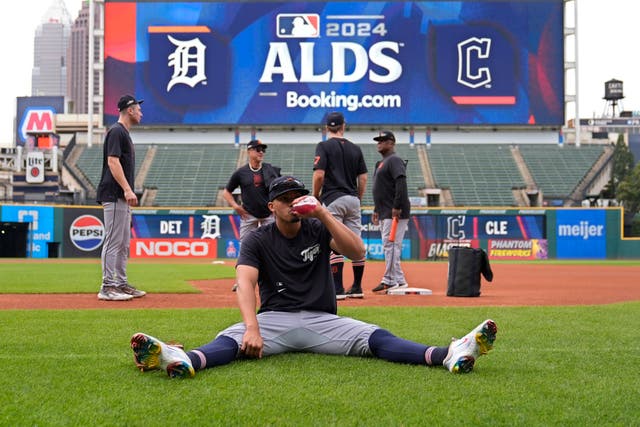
(0, 261, 236, 293)
(0, 305, 638, 426)
(0, 260, 638, 425)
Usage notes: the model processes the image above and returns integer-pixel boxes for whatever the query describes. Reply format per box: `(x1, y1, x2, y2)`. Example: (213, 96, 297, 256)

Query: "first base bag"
(447, 247, 493, 297)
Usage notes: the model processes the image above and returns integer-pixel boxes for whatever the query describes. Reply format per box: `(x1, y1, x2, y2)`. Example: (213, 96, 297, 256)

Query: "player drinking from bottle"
(130, 176, 497, 378)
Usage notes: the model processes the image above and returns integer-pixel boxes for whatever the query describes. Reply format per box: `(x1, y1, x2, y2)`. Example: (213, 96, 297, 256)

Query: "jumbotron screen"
(104, 0, 564, 126)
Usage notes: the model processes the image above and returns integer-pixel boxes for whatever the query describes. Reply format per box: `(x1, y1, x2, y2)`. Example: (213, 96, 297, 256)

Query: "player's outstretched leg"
(443, 319, 497, 374)
(130, 333, 195, 378)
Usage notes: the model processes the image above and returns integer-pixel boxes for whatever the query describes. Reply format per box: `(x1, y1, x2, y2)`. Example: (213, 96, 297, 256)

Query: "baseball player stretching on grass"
(130, 176, 498, 378)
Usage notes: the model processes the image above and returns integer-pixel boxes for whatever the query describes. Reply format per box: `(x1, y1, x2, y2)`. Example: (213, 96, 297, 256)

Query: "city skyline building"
(31, 0, 72, 98)
(67, 0, 100, 114)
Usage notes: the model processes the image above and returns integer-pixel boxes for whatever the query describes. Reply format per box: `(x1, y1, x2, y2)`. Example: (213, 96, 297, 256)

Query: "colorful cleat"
(443, 319, 497, 374)
(130, 333, 195, 378)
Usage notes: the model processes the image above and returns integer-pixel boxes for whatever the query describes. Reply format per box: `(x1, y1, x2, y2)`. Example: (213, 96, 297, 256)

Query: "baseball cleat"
(130, 333, 195, 378)
(372, 283, 408, 293)
(372, 282, 393, 292)
(443, 319, 497, 374)
(345, 286, 364, 299)
(97, 285, 133, 301)
(120, 284, 146, 298)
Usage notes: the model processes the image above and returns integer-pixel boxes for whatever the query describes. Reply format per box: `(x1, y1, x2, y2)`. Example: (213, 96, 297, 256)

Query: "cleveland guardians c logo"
(457, 37, 492, 89)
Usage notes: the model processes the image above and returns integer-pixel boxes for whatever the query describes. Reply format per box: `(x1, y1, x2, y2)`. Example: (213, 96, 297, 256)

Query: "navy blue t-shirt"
(372, 153, 410, 219)
(225, 163, 280, 218)
(313, 137, 367, 206)
(237, 218, 337, 314)
(96, 122, 135, 203)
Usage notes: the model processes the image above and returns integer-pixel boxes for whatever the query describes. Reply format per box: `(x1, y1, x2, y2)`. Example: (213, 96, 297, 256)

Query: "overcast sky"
(0, 0, 637, 145)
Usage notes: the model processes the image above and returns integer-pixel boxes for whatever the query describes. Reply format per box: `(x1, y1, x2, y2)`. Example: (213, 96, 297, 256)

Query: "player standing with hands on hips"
(96, 95, 146, 301)
(312, 112, 368, 300)
(223, 140, 281, 239)
(370, 131, 411, 293)
(223, 139, 281, 291)
(130, 176, 498, 378)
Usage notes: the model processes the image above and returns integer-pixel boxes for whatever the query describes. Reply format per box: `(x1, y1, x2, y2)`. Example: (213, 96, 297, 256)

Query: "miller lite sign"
(26, 151, 45, 183)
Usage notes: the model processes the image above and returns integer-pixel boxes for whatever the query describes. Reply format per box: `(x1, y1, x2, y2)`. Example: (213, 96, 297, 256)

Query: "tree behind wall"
(602, 134, 634, 199)
(601, 134, 638, 236)
(617, 163, 640, 214)
(617, 161, 640, 236)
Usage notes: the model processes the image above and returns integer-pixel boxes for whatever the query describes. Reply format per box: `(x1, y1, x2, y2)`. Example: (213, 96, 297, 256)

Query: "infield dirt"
(1, 262, 638, 310)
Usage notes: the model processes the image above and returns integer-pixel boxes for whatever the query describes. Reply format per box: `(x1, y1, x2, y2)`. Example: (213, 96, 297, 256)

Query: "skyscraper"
(68, 1, 101, 114)
(31, 0, 72, 97)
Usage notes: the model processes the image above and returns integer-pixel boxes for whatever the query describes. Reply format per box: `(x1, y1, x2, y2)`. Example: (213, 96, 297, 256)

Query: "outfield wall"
(1, 204, 639, 259)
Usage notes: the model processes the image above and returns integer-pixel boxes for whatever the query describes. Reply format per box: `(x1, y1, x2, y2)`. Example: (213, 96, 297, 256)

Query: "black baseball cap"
(247, 139, 268, 150)
(325, 112, 345, 127)
(268, 176, 309, 201)
(373, 130, 396, 142)
(117, 95, 144, 111)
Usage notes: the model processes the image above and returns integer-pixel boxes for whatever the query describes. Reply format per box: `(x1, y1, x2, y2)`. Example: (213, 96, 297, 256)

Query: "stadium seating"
(75, 145, 149, 189)
(518, 144, 606, 199)
(68, 142, 609, 208)
(144, 144, 238, 206)
(265, 144, 316, 191)
(427, 144, 525, 206)
(74, 145, 103, 189)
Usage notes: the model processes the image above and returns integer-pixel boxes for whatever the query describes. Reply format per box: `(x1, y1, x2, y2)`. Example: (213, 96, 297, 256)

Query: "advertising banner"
(104, 0, 563, 126)
(26, 152, 45, 184)
(421, 238, 476, 259)
(63, 209, 106, 258)
(1, 205, 54, 258)
(555, 209, 606, 259)
(131, 210, 240, 259)
(16, 96, 64, 145)
(412, 211, 546, 259)
(61, 209, 238, 259)
(413, 212, 546, 241)
(487, 239, 548, 260)
(131, 238, 217, 258)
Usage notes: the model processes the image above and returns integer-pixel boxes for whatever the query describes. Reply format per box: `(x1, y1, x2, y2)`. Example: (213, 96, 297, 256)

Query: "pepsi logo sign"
(69, 215, 105, 251)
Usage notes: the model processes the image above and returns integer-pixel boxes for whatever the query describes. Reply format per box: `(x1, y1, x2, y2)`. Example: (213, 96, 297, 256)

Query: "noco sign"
(131, 239, 216, 258)
(104, 0, 564, 126)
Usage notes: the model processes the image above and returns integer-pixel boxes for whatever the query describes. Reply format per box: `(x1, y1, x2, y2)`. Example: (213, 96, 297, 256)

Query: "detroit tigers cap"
(325, 111, 345, 127)
(268, 176, 309, 201)
(373, 130, 396, 142)
(247, 139, 268, 150)
(117, 95, 144, 111)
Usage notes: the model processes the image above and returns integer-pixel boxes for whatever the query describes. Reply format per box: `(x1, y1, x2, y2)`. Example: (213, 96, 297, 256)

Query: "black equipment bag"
(447, 247, 493, 297)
